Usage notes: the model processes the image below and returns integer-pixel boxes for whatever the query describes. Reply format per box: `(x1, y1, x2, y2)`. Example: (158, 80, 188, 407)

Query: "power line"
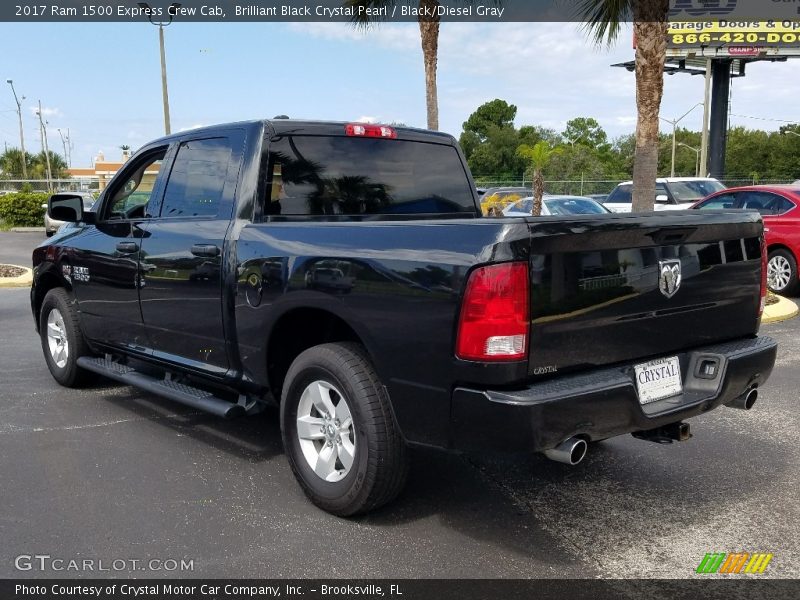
(729, 113, 798, 124)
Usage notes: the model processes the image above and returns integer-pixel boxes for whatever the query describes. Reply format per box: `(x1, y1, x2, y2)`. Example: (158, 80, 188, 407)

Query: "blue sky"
(1, 21, 799, 168)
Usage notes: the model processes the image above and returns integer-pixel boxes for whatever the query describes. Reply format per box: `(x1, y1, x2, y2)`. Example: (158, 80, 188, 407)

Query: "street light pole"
(6, 79, 28, 179)
(138, 2, 181, 135)
(660, 102, 704, 178)
(677, 142, 701, 177)
(158, 23, 171, 135)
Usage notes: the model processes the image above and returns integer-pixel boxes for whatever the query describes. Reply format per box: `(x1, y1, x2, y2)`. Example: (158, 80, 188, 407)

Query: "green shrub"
(0, 192, 50, 227)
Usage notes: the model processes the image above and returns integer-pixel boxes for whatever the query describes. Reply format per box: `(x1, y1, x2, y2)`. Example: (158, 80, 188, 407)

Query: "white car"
(603, 178, 726, 213)
(502, 195, 611, 217)
(43, 192, 96, 236)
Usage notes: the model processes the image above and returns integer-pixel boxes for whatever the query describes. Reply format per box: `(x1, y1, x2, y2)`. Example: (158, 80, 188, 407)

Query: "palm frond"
(574, 0, 632, 46)
(345, 0, 401, 29)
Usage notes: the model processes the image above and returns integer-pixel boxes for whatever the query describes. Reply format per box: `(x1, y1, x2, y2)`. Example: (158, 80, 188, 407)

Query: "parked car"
(33, 119, 775, 516)
(604, 178, 726, 213)
(43, 192, 96, 236)
(587, 193, 609, 203)
(502, 195, 611, 216)
(480, 186, 532, 215)
(305, 266, 355, 294)
(692, 185, 800, 296)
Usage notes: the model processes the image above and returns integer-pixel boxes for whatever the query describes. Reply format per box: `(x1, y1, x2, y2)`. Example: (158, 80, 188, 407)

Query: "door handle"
(116, 241, 139, 253)
(191, 244, 220, 258)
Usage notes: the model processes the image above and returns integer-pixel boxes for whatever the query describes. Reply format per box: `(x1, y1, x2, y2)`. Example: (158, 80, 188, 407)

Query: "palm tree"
(347, 1, 499, 131)
(517, 141, 559, 216)
(578, 0, 669, 212)
(0, 148, 33, 178)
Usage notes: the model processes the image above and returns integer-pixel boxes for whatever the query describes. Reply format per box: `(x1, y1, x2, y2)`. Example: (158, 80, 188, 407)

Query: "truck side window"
(160, 137, 231, 218)
(264, 135, 476, 216)
(105, 150, 166, 220)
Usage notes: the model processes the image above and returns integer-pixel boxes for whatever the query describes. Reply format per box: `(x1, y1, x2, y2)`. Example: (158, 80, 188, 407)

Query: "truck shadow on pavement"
(100, 387, 284, 463)
(91, 381, 791, 575)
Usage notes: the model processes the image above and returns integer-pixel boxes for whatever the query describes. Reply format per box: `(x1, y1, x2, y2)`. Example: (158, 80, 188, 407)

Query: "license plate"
(634, 356, 682, 404)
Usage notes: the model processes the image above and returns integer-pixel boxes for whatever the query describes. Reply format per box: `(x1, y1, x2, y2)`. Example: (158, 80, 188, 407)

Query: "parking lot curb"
(762, 295, 799, 324)
(9, 227, 45, 233)
(0, 265, 32, 288)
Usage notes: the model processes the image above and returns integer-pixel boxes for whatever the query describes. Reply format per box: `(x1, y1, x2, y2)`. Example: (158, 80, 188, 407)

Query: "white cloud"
(28, 105, 63, 119)
(289, 22, 418, 51)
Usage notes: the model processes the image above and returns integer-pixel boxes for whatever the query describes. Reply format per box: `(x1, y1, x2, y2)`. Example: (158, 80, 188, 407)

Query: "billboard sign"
(668, 20, 800, 56)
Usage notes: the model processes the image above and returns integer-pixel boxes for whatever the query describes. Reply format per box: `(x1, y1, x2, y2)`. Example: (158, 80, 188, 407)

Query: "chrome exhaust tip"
(726, 387, 758, 411)
(543, 437, 588, 466)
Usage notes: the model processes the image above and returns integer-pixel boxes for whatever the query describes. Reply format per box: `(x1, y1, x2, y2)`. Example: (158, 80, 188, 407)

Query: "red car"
(693, 185, 800, 296)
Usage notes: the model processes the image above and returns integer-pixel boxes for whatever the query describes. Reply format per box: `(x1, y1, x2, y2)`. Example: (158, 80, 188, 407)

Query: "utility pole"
(699, 59, 712, 177)
(6, 79, 28, 179)
(36, 100, 53, 190)
(67, 128, 74, 167)
(57, 128, 71, 168)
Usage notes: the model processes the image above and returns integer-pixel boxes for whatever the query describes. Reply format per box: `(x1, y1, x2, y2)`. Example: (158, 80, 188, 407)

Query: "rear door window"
(264, 135, 476, 216)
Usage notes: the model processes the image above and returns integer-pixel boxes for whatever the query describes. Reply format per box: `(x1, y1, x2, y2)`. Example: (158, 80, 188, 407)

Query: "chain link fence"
(476, 178, 798, 197)
(0, 178, 99, 194)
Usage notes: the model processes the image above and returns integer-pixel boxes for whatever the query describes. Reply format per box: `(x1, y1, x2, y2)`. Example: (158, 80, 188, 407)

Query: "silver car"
(502, 195, 611, 216)
(43, 192, 96, 236)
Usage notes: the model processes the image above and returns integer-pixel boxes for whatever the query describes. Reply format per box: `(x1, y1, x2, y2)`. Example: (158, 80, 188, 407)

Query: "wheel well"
(767, 244, 795, 259)
(33, 271, 66, 330)
(267, 308, 363, 401)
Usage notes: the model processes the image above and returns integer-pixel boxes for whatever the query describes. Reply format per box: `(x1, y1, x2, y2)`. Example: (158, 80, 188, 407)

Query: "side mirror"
(655, 194, 669, 203)
(48, 194, 86, 223)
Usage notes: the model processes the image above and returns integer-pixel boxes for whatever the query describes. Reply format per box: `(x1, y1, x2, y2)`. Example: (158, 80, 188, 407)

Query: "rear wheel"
(40, 288, 91, 387)
(767, 249, 799, 296)
(280, 342, 408, 516)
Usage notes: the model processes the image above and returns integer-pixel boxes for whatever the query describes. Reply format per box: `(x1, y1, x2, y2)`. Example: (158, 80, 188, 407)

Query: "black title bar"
(3, 1, 800, 23)
(2, 579, 800, 600)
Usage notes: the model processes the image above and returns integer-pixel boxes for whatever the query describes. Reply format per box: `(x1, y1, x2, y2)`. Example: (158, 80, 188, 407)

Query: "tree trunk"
(532, 169, 544, 216)
(631, 1, 668, 212)
(418, 0, 440, 130)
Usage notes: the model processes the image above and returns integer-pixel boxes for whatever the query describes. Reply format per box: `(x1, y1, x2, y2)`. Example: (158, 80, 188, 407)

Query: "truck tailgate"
(526, 210, 764, 375)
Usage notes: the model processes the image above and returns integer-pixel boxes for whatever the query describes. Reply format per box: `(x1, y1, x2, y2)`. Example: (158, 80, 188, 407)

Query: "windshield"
(670, 180, 725, 202)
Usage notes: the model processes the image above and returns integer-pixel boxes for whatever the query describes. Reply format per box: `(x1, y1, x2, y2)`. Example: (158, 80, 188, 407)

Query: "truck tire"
(280, 342, 408, 516)
(767, 249, 799, 296)
(39, 288, 91, 387)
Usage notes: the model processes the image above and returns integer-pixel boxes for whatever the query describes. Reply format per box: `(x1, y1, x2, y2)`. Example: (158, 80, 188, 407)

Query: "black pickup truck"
(33, 119, 777, 515)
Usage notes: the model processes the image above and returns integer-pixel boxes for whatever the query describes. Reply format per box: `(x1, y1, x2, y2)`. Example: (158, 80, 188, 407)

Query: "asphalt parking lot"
(1, 232, 799, 582)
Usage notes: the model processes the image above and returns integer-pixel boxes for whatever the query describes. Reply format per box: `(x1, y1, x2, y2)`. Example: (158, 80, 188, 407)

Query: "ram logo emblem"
(658, 259, 682, 299)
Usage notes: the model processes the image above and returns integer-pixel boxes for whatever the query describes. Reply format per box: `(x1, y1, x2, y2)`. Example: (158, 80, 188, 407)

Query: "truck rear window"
(264, 136, 476, 216)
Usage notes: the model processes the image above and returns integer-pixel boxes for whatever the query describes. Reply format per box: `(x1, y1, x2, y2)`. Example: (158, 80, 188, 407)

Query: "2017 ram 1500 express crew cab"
(33, 120, 777, 515)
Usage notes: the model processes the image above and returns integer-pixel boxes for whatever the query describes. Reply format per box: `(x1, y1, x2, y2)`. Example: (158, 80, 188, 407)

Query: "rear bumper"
(451, 336, 777, 453)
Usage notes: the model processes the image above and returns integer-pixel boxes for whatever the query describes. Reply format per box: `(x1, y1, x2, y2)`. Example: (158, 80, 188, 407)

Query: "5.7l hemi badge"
(73, 266, 90, 283)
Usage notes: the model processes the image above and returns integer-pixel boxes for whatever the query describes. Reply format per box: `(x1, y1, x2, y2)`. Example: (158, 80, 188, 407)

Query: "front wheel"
(39, 288, 91, 387)
(280, 342, 408, 516)
(767, 249, 799, 297)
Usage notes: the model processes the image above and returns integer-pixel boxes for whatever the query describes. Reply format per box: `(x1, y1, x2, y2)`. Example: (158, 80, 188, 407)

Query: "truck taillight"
(759, 234, 768, 316)
(345, 123, 398, 139)
(456, 262, 529, 362)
